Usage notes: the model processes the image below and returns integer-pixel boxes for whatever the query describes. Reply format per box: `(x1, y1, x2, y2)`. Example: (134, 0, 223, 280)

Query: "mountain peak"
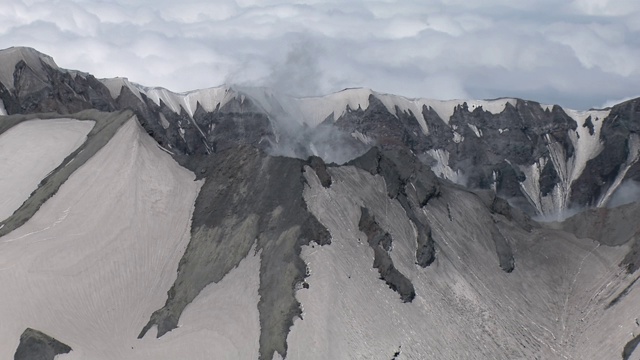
(0, 46, 58, 90)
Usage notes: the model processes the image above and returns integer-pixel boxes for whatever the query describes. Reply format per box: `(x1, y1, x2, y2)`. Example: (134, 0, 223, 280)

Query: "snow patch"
(375, 93, 430, 134)
(423, 98, 516, 124)
(158, 113, 170, 130)
(351, 131, 374, 145)
(468, 123, 482, 137)
(100, 77, 143, 101)
(0, 119, 94, 221)
(0, 99, 6, 116)
(426, 149, 462, 184)
(142, 86, 234, 117)
(465, 98, 517, 114)
(598, 133, 640, 207)
(516, 109, 610, 216)
(565, 109, 609, 186)
(540, 104, 554, 112)
(517, 158, 549, 215)
(296, 88, 372, 126)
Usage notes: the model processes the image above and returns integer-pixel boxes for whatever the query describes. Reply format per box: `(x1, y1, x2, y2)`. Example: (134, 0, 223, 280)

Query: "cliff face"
(3, 47, 639, 218)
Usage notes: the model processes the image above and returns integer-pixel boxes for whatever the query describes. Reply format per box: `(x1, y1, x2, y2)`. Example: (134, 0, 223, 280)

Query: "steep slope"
(287, 164, 639, 359)
(0, 110, 133, 238)
(0, 118, 93, 221)
(0, 117, 203, 359)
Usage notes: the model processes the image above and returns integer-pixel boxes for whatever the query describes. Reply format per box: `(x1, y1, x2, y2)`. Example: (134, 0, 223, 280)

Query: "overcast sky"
(1, 0, 638, 109)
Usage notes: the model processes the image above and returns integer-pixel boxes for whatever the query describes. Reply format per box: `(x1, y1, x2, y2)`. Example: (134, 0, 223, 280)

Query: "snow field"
(0, 118, 261, 359)
(0, 119, 94, 221)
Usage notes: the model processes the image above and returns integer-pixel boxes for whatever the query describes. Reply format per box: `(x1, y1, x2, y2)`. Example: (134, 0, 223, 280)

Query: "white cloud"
(0, 0, 638, 109)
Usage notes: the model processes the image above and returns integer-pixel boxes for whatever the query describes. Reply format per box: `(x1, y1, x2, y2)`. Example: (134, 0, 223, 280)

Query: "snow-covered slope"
(0, 117, 213, 359)
(518, 109, 610, 216)
(101, 77, 143, 102)
(288, 164, 639, 359)
(141, 86, 237, 117)
(0, 119, 93, 221)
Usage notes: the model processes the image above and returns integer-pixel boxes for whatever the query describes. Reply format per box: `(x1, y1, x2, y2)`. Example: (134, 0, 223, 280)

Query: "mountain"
(1, 46, 640, 360)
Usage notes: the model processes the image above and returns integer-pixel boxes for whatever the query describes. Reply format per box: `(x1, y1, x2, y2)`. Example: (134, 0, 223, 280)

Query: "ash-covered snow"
(350, 131, 374, 145)
(63, 246, 261, 360)
(598, 133, 640, 207)
(564, 109, 609, 184)
(0, 119, 94, 222)
(424, 98, 517, 124)
(101, 77, 143, 101)
(296, 88, 372, 126)
(426, 149, 462, 184)
(141, 86, 235, 117)
(159, 113, 170, 130)
(0, 118, 212, 359)
(288, 165, 639, 360)
(516, 157, 567, 217)
(468, 123, 482, 137)
(516, 109, 610, 216)
(375, 93, 430, 134)
(540, 104, 555, 112)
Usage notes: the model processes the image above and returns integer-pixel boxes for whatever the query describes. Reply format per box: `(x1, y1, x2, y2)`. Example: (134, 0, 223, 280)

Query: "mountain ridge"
(5, 45, 640, 217)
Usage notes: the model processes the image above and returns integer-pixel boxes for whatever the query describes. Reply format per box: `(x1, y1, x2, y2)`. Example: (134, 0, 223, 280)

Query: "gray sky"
(1, 0, 639, 109)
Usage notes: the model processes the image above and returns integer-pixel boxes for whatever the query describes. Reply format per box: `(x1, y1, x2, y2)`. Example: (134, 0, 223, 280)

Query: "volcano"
(1, 46, 640, 360)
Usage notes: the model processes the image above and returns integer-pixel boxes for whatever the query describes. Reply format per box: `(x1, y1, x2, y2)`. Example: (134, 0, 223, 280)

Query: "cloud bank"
(1, 0, 639, 109)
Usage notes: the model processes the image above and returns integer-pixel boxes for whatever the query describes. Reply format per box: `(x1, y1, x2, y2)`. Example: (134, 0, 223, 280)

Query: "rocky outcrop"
(3, 47, 640, 218)
(349, 147, 440, 267)
(358, 207, 415, 302)
(140, 145, 331, 360)
(13, 328, 71, 360)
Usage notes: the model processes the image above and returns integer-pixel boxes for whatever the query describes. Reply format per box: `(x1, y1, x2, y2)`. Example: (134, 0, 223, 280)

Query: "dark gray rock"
(349, 147, 440, 267)
(473, 189, 538, 232)
(621, 236, 640, 273)
(140, 145, 330, 360)
(557, 201, 640, 247)
(358, 207, 415, 302)
(490, 221, 515, 273)
(307, 156, 332, 188)
(623, 333, 640, 360)
(13, 328, 71, 360)
(2, 59, 116, 115)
